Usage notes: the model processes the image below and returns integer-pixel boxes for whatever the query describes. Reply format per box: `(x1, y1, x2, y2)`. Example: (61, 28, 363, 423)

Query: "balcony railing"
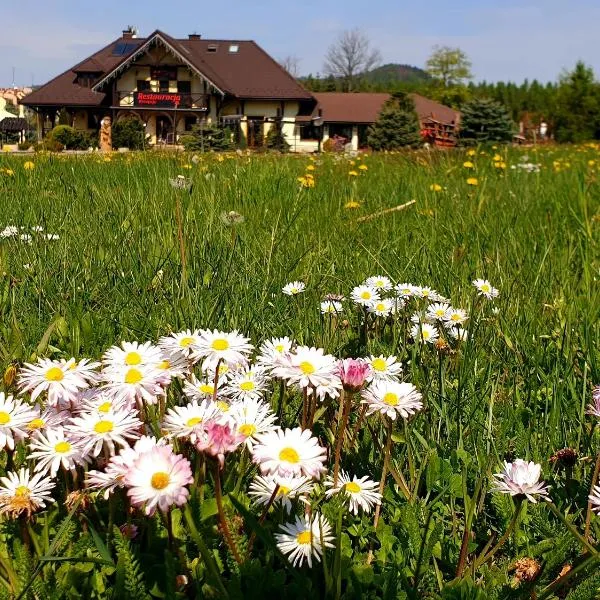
(115, 91, 209, 111)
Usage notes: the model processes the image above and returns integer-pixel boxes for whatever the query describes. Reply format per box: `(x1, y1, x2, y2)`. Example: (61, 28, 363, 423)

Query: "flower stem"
(213, 359, 223, 403)
(212, 462, 242, 565)
(246, 484, 280, 558)
(333, 390, 352, 487)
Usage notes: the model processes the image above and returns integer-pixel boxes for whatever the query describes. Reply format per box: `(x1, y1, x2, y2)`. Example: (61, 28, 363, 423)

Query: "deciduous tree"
(426, 46, 473, 87)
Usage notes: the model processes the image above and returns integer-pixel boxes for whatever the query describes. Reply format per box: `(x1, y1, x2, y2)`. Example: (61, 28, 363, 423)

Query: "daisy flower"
(588, 484, 600, 513)
(275, 514, 334, 567)
(194, 421, 245, 467)
(324, 471, 382, 515)
(195, 329, 253, 372)
(492, 460, 549, 503)
(282, 281, 306, 296)
(158, 329, 202, 361)
(154, 353, 189, 381)
(0, 468, 56, 517)
(320, 300, 343, 315)
(273, 346, 340, 391)
(101, 365, 164, 406)
(586, 386, 600, 418)
(395, 283, 416, 298)
(124, 445, 193, 515)
(426, 302, 451, 321)
(27, 427, 89, 476)
(366, 355, 402, 382)
(66, 359, 101, 386)
(66, 410, 141, 457)
(228, 398, 278, 448)
(252, 427, 327, 478)
(410, 322, 439, 344)
(78, 389, 129, 415)
(350, 285, 380, 306)
(364, 275, 392, 292)
(366, 298, 393, 317)
(415, 286, 440, 301)
(256, 337, 294, 370)
(18, 358, 90, 407)
(0, 393, 37, 450)
(25, 408, 68, 436)
(448, 326, 469, 342)
(223, 366, 270, 402)
(337, 358, 371, 393)
(473, 279, 499, 299)
(443, 307, 468, 327)
(162, 399, 221, 443)
(102, 341, 163, 370)
(248, 474, 314, 513)
(361, 381, 423, 421)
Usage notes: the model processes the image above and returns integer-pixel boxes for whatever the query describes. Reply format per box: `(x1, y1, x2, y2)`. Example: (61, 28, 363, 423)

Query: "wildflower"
(220, 211, 245, 226)
(466, 177, 478, 186)
(443, 307, 468, 327)
(162, 399, 221, 443)
(337, 358, 370, 393)
(282, 281, 306, 296)
(27, 427, 89, 476)
(426, 302, 451, 321)
(125, 445, 193, 515)
(348, 170, 358, 176)
(324, 471, 381, 514)
(358, 164, 368, 171)
(252, 427, 327, 478)
(25, 408, 67, 436)
(158, 329, 202, 361)
(320, 300, 343, 315)
(195, 421, 245, 467)
(492, 459, 550, 503)
(256, 336, 294, 370)
(473, 279, 499, 299)
(467, 149, 476, 156)
(429, 183, 442, 192)
(366, 355, 402, 382)
(549, 448, 578, 468)
(367, 298, 393, 317)
(0, 468, 55, 518)
(101, 364, 165, 406)
(102, 341, 163, 370)
(182, 374, 223, 401)
(0, 393, 37, 450)
(396, 283, 416, 298)
(0, 226, 18, 238)
(362, 381, 423, 421)
(195, 329, 253, 372)
(586, 386, 600, 417)
(272, 346, 339, 391)
(224, 367, 270, 402)
(168, 175, 191, 190)
(248, 474, 314, 513)
(228, 397, 278, 448)
(365, 275, 392, 292)
(344, 200, 361, 209)
(448, 326, 469, 342)
(23, 161, 35, 170)
(410, 322, 439, 344)
(275, 513, 334, 567)
(463, 161, 474, 169)
(510, 557, 542, 586)
(350, 285, 380, 306)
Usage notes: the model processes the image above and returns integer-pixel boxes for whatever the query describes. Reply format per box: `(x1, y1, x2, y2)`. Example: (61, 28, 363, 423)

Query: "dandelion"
(492, 460, 550, 503)
(429, 183, 442, 192)
(344, 200, 361, 209)
(463, 161, 474, 169)
(23, 161, 35, 170)
(0, 468, 55, 518)
(252, 427, 327, 478)
(466, 177, 479, 186)
(324, 471, 382, 515)
(125, 445, 193, 515)
(282, 281, 306, 296)
(220, 211, 245, 226)
(275, 513, 334, 567)
(362, 381, 423, 421)
(168, 175, 191, 190)
(473, 279, 499, 299)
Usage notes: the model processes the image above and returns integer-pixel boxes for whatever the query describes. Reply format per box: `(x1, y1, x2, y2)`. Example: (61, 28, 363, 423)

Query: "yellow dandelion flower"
(182, 164, 192, 169)
(467, 149, 476, 156)
(463, 161, 474, 169)
(306, 165, 315, 171)
(493, 161, 506, 169)
(493, 154, 502, 161)
(466, 177, 479, 186)
(429, 183, 442, 192)
(23, 161, 35, 170)
(358, 164, 368, 171)
(344, 200, 361, 209)
(348, 170, 358, 177)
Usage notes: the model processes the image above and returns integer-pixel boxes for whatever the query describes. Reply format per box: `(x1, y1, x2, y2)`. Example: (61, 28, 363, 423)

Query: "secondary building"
(21, 28, 459, 150)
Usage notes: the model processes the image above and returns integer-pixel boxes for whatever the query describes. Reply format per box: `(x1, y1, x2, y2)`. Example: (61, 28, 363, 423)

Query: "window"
(137, 79, 150, 91)
(158, 80, 169, 93)
(228, 44, 239, 53)
(112, 42, 138, 56)
(300, 124, 321, 140)
(184, 116, 197, 131)
(177, 81, 191, 94)
(207, 44, 218, 52)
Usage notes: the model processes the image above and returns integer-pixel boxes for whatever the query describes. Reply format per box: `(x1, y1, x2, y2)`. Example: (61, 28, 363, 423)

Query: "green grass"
(0, 145, 598, 598)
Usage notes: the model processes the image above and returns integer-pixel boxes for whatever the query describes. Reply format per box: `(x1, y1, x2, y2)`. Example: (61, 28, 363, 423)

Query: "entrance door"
(247, 117, 264, 147)
(156, 115, 173, 144)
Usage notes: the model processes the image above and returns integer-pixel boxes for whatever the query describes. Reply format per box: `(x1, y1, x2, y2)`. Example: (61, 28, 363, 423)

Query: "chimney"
(188, 33, 201, 40)
(122, 26, 136, 39)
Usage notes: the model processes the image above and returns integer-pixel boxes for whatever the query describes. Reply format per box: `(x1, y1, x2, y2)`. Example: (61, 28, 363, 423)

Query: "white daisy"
(272, 346, 340, 391)
(228, 398, 278, 448)
(252, 427, 327, 478)
(366, 298, 393, 317)
(158, 329, 202, 361)
(182, 374, 224, 401)
(364, 275, 392, 292)
(195, 329, 253, 372)
(102, 341, 163, 370)
(256, 337, 294, 370)
(320, 300, 343, 315)
(426, 302, 451, 321)
(410, 322, 439, 344)
(282, 281, 306, 296)
(275, 513, 334, 567)
(101, 365, 164, 406)
(361, 381, 423, 421)
(223, 366, 270, 402)
(395, 283, 416, 298)
(366, 355, 402, 382)
(493, 460, 549, 503)
(443, 307, 468, 327)
(248, 474, 314, 513)
(448, 326, 469, 342)
(162, 399, 221, 443)
(324, 471, 382, 514)
(0, 468, 56, 517)
(473, 279, 499, 299)
(27, 427, 89, 476)
(0, 393, 37, 450)
(350, 285, 380, 306)
(25, 408, 68, 436)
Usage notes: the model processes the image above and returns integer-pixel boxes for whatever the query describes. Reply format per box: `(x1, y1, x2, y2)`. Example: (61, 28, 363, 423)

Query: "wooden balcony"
(114, 91, 209, 111)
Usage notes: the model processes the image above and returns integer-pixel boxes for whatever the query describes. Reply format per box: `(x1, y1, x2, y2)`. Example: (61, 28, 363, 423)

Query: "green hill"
(364, 63, 431, 85)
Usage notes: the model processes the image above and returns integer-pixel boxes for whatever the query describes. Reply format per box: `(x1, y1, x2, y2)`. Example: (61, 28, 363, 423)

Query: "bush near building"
(459, 98, 514, 144)
(111, 117, 146, 150)
(367, 92, 422, 150)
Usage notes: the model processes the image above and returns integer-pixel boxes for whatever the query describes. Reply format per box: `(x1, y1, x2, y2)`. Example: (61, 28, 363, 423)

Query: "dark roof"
(308, 92, 460, 125)
(0, 117, 28, 132)
(22, 30, 311, 107)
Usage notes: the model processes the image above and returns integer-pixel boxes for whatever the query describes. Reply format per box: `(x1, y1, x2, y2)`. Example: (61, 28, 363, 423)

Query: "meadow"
(0, 144, 597, 599)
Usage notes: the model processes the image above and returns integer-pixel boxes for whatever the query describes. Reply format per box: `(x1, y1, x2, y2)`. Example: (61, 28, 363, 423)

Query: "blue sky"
(1, 0, 599, 87)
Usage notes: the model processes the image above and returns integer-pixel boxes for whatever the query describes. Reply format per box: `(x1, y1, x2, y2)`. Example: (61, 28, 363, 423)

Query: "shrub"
(459, 98, 514, 144)
(33, 138, 64, 152)
(180, 123, 233, 151)
(367, 92, 422, 150)
(112, 117, 145, 150)
(49, 125, 96, 150)
(265, 120, 290, 152)
(17, 141, 32, 151)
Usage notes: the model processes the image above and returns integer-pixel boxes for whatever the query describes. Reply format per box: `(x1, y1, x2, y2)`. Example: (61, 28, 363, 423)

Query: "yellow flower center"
(422, 330, 431, 340)
(383, 392, 399, 406)
(98, 401, 112, 413)
(54, 441, 71, 453)
(296, 531, 312, 545)
(279, 447, 300, 463)
(15, 486, 30, 498)
(94, 420, 114, 434)
(451, 314, 460, 321)
(157, 360, 170, 370)
(186, 417, 203, 427)
(124, 351, 142, 366)
(435, 310, 445, 316)
(179, 336, 195, 347)
(345, 481, 361, 493)
(371, 358, 387, 372)
(199, 383, 215, 394)
(375, 303, 385, 311)
(45, 367, 64, 382)
(299, 361, 315, 375)
(217, 401, 230, 412)
(0, 411, 10, 425)
(151, 472, 170, 490)
(28, 418, 45, 430)
(211, 339, 229, 351)
(239, 424, 257, 437)
(360, 291, 371, 300)
(481, 284, 490, 293)
(239, 381, 255, 391)
(275, 344, 284, 353)
(125, 368, 143, 384)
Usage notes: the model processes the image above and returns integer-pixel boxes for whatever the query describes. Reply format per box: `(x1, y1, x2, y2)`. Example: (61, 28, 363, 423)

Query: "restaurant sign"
(134, 92, 182, 108)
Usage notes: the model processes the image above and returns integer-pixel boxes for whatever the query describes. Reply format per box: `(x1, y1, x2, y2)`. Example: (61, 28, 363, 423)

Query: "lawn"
(0, 145, 598, 599)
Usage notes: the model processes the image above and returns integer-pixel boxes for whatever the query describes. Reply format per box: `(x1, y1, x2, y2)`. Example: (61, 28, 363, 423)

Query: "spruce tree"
(459, 98, 514, 143)
(367, 92, 422, 150)
(265, 119, 290, 152)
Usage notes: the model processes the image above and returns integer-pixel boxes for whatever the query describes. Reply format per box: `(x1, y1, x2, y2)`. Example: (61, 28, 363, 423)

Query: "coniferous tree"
(265, 119, 290, 152)
(367, 92, 422, 150)
(459, 98, 514, 143)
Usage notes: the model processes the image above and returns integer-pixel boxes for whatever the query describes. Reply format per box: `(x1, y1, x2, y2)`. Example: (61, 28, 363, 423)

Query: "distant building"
(21, 28, 459, 151)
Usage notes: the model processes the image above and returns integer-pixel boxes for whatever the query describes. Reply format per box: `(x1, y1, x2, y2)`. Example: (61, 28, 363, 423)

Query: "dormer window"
(76, 72, 101, 88)
(207, 44, 218, 53)
(229, 44, 239, 53)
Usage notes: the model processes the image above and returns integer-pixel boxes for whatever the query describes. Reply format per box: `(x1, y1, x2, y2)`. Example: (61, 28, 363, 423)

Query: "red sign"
(134, 92, 182, 108)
